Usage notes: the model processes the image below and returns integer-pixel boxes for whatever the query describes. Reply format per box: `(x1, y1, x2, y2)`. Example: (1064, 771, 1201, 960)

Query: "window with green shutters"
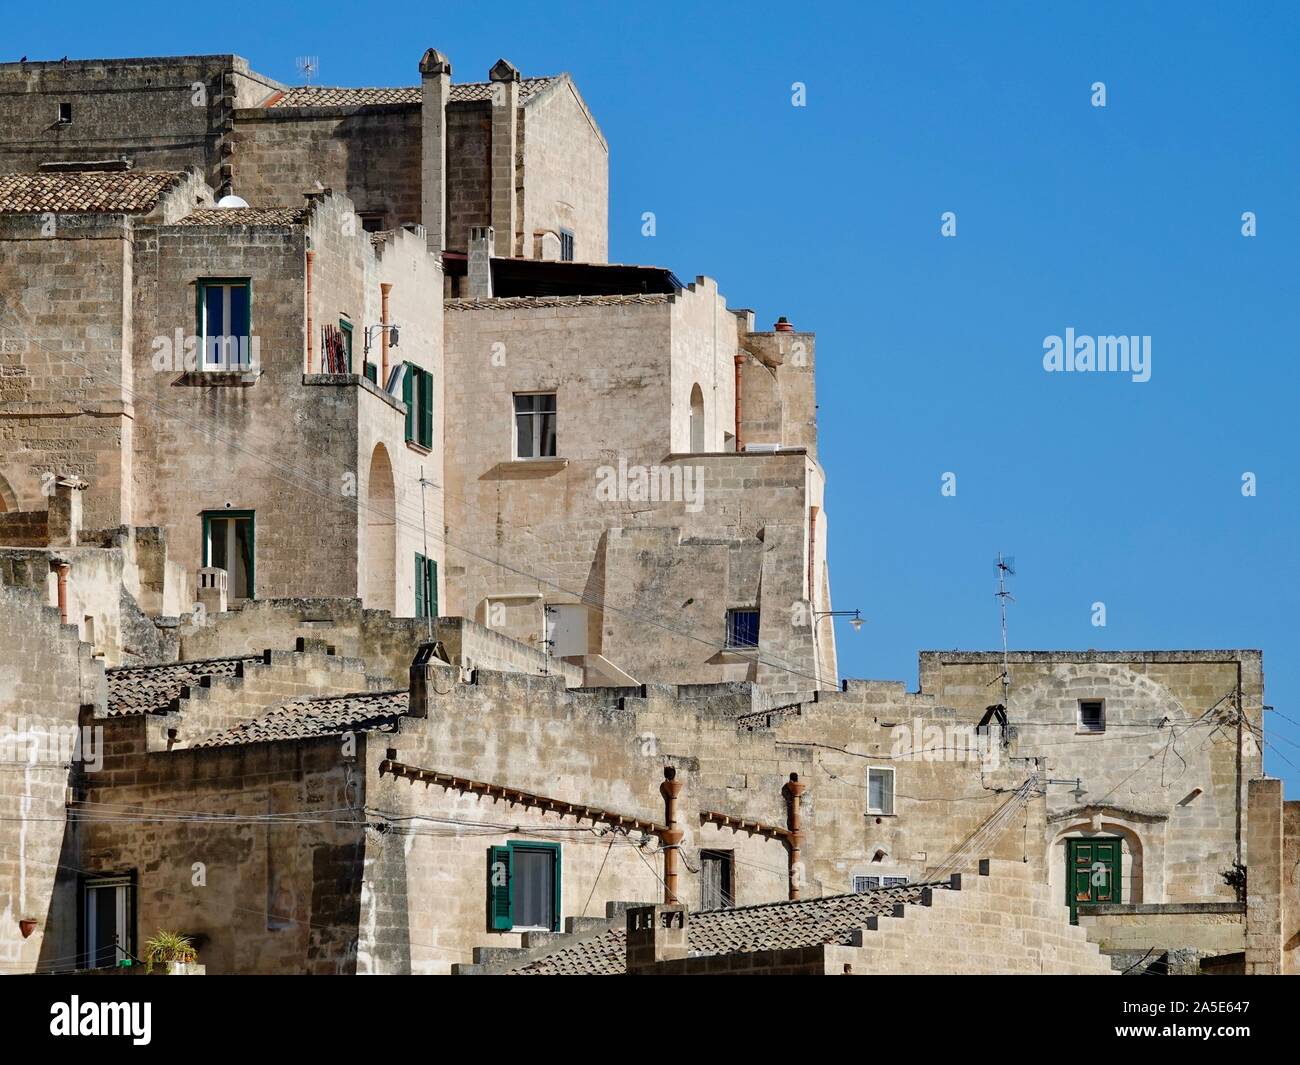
(487, 842, 561, 932)
(414, 553, 437, 618)
(403, 363, 433, 449)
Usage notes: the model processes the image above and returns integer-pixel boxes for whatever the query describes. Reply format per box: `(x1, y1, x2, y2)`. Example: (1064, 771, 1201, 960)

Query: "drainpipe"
(305, 251, 316, 373)
(380, 282, 393, 383)
(808, 506, 818, 601)
(783, 772, 806, 901)
(53, 562, 70, 625)
(659, 767, 684, 904)
(733, 352, 745, 452)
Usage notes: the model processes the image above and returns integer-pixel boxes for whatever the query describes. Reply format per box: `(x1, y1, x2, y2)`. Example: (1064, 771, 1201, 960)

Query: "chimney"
(419, 48, 452, 255)
(625, 904, 688, 973)
(468, 226, 494, 297)
(774, 316, 795, 333)
(658, 766, 684, 903)
(196, 567, 228, 617)
(47, 477, 85, 547)
(488, 59, 520, 257)
(408, 640, 452, 718)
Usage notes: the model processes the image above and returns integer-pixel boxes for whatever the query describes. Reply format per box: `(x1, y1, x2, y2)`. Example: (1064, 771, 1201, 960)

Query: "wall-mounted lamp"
(363, 324, 400, 356)
(813, 608, 864, 632)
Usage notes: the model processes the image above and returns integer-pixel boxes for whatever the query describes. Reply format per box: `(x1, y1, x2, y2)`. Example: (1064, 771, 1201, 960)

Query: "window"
(867, 766, 895, 815)
(725, 608, 759, 649)
(414, 553, 438, 619)
(197, 278, 252, 370)
(203, 510, 254, 600)
(487, 842, 561, 932)
(1078, 699, 1106, 734)
(403, 363, 433, 449)
(339, 319, 353, 368)
(514, 392, 557, 459)
(700, 850, 734, 911)
(58, 102, 72, 124)
(82, 875, 134, 969)
(358, 212, 385, 233)
(559, 228, 575, 262)
(363, 361, 378, 385)
(852, 874, 909, 893)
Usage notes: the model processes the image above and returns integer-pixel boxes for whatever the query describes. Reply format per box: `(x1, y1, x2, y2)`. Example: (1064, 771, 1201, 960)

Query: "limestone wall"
(518, 79, 608, 263)
(0, 581, 104, 974)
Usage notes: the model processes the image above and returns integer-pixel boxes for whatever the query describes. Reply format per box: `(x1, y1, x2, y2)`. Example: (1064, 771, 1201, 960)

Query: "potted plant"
(143, 930, 201, 975)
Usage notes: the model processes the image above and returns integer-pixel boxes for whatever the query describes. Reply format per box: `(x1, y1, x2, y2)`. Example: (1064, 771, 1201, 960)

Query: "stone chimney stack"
(47, 477, 85, 547)
(488, 59, 520, 257)
(196, 567, 227, 617)
(467, 226, 494, 297)
(625, 904, 688, 973)
(419, 48, 452, 255)
(408, 640, 452, 718)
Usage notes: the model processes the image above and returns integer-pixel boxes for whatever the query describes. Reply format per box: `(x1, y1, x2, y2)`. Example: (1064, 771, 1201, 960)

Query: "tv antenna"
(296, 56, 320, 85)
(995, 553, 1015, 710)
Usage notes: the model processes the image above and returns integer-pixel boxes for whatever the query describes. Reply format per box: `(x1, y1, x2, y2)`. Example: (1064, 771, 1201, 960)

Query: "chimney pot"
(774, 316, 794, 333)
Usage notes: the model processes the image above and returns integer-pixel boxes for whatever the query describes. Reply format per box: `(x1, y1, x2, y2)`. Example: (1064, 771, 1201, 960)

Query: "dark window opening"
(559, 228, 575, 262)
(58, 102, 72, 124)
(1079, 700, 1106, 733)
(359, 213, 385, 233)
(725, 608, 759, 649)
(514, 393, 557, 459)
(700, 850, 734, 911)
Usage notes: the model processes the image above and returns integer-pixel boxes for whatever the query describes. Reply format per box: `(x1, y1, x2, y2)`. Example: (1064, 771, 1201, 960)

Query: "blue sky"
(11, 1, 1299, 788)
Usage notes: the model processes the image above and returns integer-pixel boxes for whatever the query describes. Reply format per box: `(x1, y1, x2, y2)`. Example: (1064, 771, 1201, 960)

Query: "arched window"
(689, 383, 705, 453)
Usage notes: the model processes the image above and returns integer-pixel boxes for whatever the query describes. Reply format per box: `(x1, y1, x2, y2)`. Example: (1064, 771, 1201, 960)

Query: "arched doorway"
(689, 383, 705, 452)
(365, 444, 396, 613)
(0, 471, 17, 513)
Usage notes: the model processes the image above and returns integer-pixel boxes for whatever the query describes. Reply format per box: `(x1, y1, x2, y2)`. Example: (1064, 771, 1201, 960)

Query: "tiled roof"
(193, 690, 409, 747)
(266, 78, 559, 109)
(269, 86, 421, 108)
(0, 171, 187, 214)
(106, 657, 260, 716)
(445, 293, 675, 311)
(174, 206, 310, 226)
(508, 884, 937, 975)
(448, 77, 560, 102)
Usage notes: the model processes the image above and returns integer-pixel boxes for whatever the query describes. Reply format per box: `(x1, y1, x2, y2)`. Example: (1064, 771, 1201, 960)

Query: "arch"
(688, 383, 705, 453)
(364, 444, 397, 614)
(1047, 818, 1150, 908)
(0, 471, 16, 513)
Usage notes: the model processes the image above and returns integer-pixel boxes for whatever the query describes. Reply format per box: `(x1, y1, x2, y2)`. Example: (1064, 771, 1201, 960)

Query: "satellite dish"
(216, 195, 250, 209)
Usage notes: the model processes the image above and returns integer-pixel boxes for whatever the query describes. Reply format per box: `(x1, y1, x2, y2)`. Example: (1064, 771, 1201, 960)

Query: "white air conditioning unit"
(742, 442, 782, 453)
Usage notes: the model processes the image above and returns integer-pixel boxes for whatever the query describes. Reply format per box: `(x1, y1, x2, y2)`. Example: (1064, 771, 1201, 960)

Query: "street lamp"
(813, 608, 864, 632)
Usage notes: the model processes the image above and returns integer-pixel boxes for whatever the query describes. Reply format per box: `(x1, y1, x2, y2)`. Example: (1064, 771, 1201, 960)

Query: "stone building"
(0, 50, 607, 260)
(0, 45, 1295, 978)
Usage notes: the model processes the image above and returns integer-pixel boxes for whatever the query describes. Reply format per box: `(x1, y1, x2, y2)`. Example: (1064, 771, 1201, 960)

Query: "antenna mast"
(995, 553, 1015, 711)
(296, 56, 319, 86)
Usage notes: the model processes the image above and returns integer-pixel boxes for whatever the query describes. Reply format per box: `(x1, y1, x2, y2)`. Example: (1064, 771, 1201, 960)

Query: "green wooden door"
(1067, 837, 1122, 924)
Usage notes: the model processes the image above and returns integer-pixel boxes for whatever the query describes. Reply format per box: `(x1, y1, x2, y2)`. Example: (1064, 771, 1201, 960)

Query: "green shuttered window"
(486, 842, 561, 932)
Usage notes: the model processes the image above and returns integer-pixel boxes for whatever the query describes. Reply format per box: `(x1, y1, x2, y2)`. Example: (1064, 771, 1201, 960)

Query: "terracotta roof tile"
(266, 77, 559, 109)
(193, 689, 409, 747)
(106, 657, 260, 716)
(174, 206, 311, 226)
(508, 884, 938, 975)
(0, 171, 187, 214)
(445, 294, 674, 311)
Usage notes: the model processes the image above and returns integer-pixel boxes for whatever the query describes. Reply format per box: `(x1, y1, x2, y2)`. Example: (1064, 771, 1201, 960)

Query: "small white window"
(1078, 699, 1106, 734)
(867, 766, 894, 815)
(852, 873, 909, 892)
